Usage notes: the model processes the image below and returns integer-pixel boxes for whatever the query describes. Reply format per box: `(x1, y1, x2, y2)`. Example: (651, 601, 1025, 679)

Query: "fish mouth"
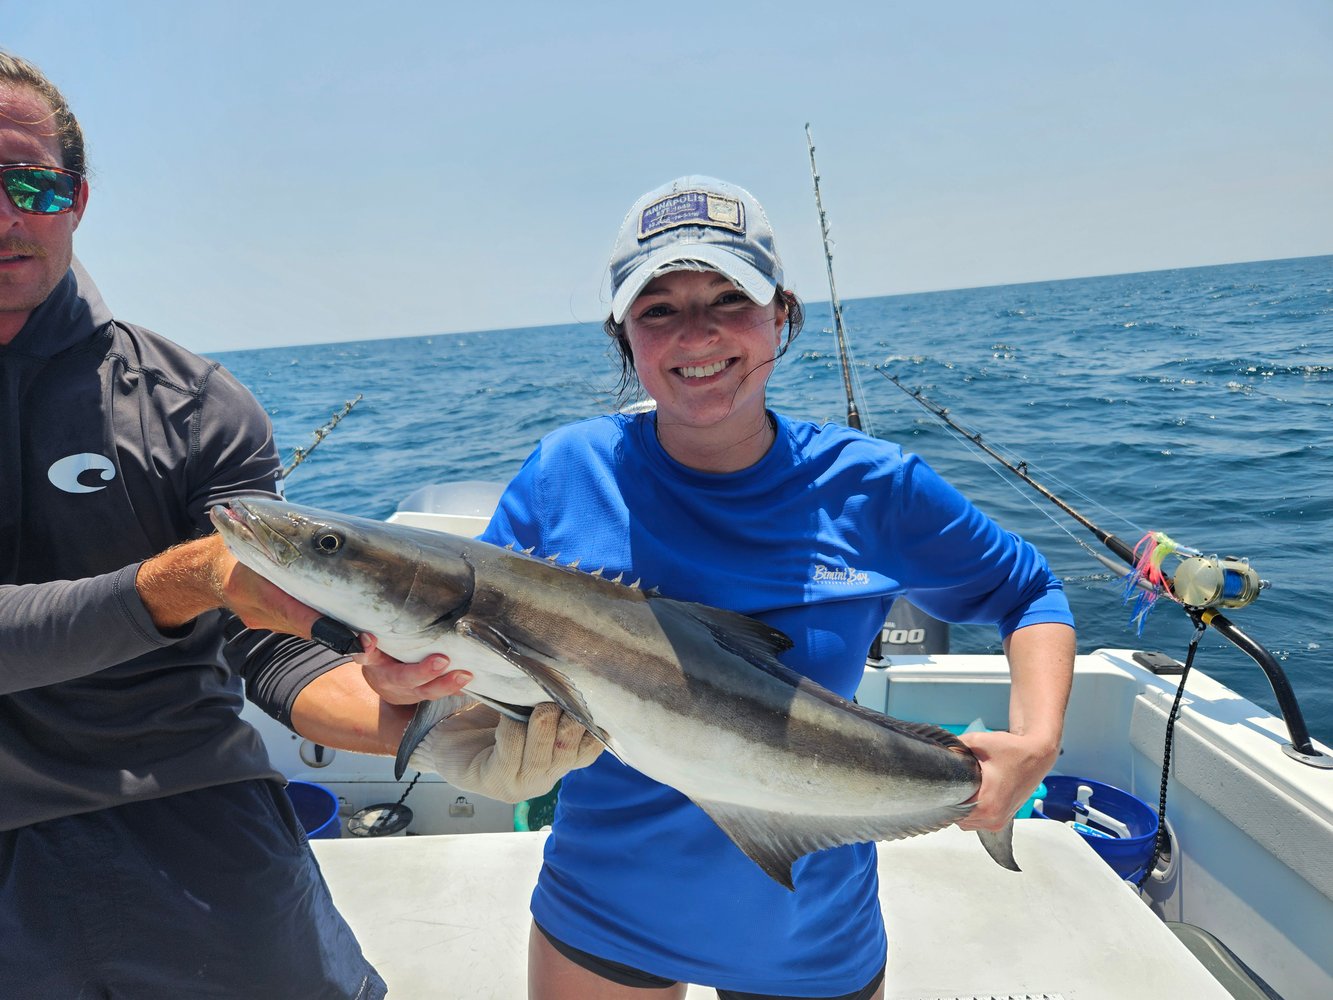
(210, 498, 302, 567)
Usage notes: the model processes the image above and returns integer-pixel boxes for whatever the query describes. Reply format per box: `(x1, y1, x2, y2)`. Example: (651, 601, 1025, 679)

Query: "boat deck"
(312, 820, 1230, 1000)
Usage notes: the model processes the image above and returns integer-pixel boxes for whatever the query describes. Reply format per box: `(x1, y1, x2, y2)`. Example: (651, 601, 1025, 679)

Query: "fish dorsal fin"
(852, 713, 973, 754)
(654, 598, 794, 667)
(692, 797, 974, 891)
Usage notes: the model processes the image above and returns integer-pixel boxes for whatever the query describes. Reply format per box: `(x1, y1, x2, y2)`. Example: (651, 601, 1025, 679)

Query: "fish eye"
(314, 532, 343, 555)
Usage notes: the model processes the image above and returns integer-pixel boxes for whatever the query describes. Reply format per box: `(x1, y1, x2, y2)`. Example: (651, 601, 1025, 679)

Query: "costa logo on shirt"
(47, 453, 117, 494)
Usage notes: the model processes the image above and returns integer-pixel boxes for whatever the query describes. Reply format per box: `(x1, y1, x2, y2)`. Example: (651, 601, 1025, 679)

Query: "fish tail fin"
(977, 820, 1021, 872)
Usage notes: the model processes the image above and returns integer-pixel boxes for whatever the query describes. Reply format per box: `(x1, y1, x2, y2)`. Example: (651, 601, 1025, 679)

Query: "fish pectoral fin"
(692, 798, 975, 892)
(456, 619, 606, 744)
(394, 694, 479, 780)
(465, 691, 535, 722)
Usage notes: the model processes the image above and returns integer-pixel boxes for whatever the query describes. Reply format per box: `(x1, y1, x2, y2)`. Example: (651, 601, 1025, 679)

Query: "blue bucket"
(285, 780, 341, 839)
(1036, 775, 1158, 881)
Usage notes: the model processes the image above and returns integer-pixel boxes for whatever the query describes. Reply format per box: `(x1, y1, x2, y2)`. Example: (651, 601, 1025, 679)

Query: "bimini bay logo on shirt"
(812, 563, 870, 587)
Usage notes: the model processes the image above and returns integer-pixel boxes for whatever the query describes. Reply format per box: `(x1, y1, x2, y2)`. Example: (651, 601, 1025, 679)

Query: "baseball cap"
(607, 175, 784, 323)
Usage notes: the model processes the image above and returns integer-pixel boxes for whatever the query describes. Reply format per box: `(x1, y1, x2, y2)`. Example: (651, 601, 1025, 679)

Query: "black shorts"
(0, 779, 385, 1000)
(535, 920, 886, 1000)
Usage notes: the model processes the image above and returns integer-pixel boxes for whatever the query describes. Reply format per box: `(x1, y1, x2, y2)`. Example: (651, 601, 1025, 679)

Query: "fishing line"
(917, 412, 1092, 536)
(867, 367, 1150, 548)
(885, 374, 1130, 529)
(888, 408, 1151, 599)
(725, 287, 806, 408)
(868, 363, 1329, 768)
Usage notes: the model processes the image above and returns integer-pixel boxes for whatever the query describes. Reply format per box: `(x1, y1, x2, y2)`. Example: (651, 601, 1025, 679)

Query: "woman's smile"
(674, 357, 735, 381)
(624, 269, 786, 471)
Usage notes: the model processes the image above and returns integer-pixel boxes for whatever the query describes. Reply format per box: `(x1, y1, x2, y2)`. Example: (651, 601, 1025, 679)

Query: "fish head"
(209, 495, 474, 642)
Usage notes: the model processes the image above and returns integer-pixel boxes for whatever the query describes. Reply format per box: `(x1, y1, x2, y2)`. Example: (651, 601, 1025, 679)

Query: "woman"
(418, 176, 1076, 999)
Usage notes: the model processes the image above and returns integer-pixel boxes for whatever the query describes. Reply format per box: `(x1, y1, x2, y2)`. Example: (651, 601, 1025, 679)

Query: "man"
(0, 50, 404, 999)
(0, 53, 557, 1000)
(1, 50, 598, 998)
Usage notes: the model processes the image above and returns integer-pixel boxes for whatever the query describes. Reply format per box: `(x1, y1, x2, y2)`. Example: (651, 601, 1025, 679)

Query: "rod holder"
(1202, 611, 1333, 769)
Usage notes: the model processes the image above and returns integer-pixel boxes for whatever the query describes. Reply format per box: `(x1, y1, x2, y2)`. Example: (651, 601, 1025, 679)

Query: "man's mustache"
(0, 241, 46, 257)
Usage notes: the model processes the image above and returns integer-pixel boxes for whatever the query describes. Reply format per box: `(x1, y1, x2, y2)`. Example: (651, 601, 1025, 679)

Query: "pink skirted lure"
(1122, 531, 1180, 633)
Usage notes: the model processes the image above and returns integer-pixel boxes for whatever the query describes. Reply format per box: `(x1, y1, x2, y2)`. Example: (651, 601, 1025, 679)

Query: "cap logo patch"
(638, 190, 745, 241)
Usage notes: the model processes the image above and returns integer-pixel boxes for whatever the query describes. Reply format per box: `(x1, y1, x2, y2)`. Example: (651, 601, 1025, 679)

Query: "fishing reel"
(1171, 555, 1267, 611)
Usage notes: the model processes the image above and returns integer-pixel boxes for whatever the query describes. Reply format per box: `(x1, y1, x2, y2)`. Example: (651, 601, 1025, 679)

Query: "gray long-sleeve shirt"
(1, 262, 345, 830)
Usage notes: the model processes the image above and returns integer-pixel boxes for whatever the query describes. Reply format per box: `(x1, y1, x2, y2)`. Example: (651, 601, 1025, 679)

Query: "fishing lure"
(1122, 531, 1182, 633)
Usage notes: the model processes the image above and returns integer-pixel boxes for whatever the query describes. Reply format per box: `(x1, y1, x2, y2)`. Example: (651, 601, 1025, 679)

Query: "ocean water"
(215, 254, 1333, 746)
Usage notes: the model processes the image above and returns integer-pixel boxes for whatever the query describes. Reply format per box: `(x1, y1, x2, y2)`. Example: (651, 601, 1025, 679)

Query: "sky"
(6, 1, 1331, 352)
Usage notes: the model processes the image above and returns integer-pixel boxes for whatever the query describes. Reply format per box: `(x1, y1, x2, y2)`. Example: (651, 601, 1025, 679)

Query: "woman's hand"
(954, 621, 1075, 830)
(954, 729, 1058, 832)
(354, 632, 473, 705)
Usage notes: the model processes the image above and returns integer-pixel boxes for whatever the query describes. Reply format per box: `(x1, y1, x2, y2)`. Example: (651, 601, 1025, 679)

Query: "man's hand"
(407, 699, 603, 803)
(355, 632, 473, 704)
(287, 643, 471, 757)
(219, 552, 325, 637)
(136, 533, 323, 635)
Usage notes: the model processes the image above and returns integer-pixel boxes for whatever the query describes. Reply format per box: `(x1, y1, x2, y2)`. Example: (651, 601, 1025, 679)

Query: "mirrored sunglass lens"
(3, 168, 76, 213)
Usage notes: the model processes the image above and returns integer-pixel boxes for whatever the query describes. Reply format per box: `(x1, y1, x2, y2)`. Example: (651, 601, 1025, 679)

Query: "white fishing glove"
(407, 697, 604, 803)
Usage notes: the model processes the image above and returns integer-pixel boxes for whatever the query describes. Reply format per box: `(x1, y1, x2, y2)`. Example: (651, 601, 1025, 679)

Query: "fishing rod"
(882, 373, 1142, 565)
(798, 127, 1326, 765)
(280, 393, 363, 480)
(805, 124, 862, 433)
(807, 125, 952, 660)
(875, 368, 1330, 769)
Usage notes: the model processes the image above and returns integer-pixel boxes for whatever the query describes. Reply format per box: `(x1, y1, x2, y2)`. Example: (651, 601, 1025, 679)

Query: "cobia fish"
(210, 496, 1019, 889)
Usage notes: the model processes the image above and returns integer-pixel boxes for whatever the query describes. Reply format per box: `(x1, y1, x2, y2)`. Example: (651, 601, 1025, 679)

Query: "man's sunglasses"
(1, 163, 83, 215)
